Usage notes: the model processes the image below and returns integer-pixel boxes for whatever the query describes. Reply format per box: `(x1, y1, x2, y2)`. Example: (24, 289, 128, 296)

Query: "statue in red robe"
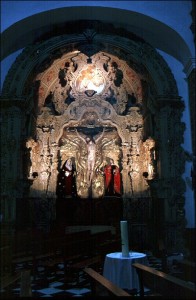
(104, 158, 121, 196)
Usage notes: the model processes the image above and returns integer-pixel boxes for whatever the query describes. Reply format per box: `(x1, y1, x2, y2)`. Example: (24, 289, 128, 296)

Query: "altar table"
(103, 252, 148, 290)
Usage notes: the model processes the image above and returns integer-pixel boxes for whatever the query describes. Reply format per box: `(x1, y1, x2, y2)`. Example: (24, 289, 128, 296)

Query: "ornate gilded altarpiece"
(28, 51, 153, 200)
(0, 26, 188, 253)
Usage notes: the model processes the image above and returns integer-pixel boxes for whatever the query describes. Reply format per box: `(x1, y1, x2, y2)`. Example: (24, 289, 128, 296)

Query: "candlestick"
(120, 220, 129, 257)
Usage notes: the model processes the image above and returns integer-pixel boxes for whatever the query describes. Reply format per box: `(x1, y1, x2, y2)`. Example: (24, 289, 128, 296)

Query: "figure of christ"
(76, 129, 105, 188)
(86, 137, 96, 186)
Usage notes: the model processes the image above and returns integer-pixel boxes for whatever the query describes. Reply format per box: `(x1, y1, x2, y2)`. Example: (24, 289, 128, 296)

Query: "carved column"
(121, 142, 131, 197)
(154, 96, 186, 253)
(0, 101, 25, 225)
(47, 143, 59, 198)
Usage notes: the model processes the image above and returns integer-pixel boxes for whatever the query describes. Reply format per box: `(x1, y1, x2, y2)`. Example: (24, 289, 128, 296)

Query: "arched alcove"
(1, 21, 187, 253)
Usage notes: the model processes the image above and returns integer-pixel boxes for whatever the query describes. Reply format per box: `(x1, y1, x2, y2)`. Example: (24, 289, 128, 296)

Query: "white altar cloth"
(103, 252, 148, 290)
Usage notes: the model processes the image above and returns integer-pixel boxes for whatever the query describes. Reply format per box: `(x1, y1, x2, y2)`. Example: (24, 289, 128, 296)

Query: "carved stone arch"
(2, 30, 178, 100)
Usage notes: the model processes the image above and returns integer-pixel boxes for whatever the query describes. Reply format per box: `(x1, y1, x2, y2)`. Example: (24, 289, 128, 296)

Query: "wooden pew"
(40, 240, 95, 279)
(1, 273, 21, 290)
(132, 262, 196, 299)
(67, 255, 102, 284)
(178, 259, 196, 283)
(70, 255, 102, 270)
(90, 230, 121, 259)
(1, 270, 32, 297)
(1, 245, 12, 277)
(84, 267, 131, 297)
(11, 229, 115, 283)
(12, 230, 92, 275)
(31, 230, 94, 278)
(20, 270, 32, 297)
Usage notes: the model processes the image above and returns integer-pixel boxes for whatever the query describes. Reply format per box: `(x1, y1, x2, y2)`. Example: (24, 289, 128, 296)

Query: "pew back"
(133, 262, 196, 299)
(84, 267, 131, 297)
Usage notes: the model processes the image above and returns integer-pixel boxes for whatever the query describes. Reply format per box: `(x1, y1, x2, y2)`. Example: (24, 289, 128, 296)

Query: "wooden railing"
(84, 267, 131, 297)
(132, 262, 196, 299)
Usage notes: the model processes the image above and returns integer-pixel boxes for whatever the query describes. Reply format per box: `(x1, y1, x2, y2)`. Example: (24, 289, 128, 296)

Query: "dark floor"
(0, 251, 185, 298)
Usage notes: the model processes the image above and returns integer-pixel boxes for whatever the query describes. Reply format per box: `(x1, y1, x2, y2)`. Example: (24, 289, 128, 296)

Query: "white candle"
(120, 220, 129, 257)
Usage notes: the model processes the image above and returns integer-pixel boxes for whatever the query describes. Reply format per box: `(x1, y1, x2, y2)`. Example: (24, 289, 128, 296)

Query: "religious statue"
(56, 157, 77, 198)
(103, 158, 121, 196)
(86, 137, 96, 185)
